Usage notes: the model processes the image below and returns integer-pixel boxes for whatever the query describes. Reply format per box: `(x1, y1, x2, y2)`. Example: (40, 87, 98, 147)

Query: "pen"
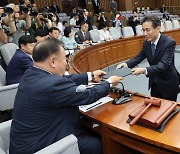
(86, 102, 103, 111)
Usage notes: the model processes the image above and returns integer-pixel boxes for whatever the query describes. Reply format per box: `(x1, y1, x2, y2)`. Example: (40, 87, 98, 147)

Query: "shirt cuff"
(87, 72, 92, 81)
(106, 79, 113, 87)
(144, 68, 148, 75)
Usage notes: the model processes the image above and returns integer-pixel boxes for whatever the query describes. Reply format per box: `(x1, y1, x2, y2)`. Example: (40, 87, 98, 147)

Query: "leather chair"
(135, 25, 143, 36)
(89, 29, 101, 42)
(0, 66, 18, 111)
(0, 43, 19, 66)
(0, 120, 80, 154)
(109, 27, 122, 39)
(122, 26, 134, 38)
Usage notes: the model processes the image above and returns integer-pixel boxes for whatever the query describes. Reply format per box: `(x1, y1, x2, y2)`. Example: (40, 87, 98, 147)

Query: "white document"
(79, 96, 113, 112)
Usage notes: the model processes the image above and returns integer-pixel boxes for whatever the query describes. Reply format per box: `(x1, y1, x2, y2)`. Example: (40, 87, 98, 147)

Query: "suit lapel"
(153, 34, 165, 59)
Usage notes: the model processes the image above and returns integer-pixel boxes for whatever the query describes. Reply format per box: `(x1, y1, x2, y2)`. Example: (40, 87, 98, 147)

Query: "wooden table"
(80, 93, 180, 154)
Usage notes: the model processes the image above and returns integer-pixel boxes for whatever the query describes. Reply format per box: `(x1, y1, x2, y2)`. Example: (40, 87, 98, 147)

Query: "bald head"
(33, 39, 63, 62)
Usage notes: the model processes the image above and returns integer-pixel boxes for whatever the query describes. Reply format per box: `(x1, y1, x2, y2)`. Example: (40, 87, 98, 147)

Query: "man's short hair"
(49, 27, 60, 33)
(35, 29, 48, 37)
(141, 15, 161, 28)
(33, 39, 63, 62)
(80, 21, 88, 27)
(18, 35, 37, 48)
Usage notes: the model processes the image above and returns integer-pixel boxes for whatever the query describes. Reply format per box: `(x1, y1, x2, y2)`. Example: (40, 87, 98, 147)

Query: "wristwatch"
(91, 72, 95, 81)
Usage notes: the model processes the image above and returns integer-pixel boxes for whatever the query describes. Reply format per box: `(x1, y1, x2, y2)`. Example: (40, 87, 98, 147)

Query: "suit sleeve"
(66, 73, 88, 85)
(146, 39, 176, 77)
(126, 41, 146, 68)
(48, 77, 110, 107)
(75, 32, 83, 44)
(20, 57, 33, 70)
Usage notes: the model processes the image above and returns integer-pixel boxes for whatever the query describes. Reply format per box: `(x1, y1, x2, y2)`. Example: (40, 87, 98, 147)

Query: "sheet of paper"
(79, 96, 113, 112)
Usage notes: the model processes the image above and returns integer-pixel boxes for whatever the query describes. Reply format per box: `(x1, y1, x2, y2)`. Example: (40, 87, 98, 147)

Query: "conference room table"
(71, 29, 180, 153)
(80, 92, 180, 154)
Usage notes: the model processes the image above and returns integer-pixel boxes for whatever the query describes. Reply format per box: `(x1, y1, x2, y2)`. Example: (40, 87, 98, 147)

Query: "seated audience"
(10, 38, 122, 154)
(128, 10, 140, 35)
(61, 26, 78, 54)
(34, 29, 48, 42)
(70, 13, 79, 28)
(98, 23, 113, 41)
(75, 21, 92, 44)
(48, 26, 60, 39)
(6, 35, 37, 85)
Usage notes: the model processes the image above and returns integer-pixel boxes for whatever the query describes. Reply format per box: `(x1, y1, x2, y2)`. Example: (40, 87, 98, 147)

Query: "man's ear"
(49, 56, 56, 68)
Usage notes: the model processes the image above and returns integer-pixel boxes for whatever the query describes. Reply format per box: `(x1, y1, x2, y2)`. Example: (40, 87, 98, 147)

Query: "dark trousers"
(151, 81, 177, 101)
(78, 135, 103, 154)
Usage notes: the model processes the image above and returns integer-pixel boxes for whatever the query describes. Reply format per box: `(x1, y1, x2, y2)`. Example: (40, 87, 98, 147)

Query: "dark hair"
(64, 26, 72, 37)
(49, 13, 60, 24)
(141, 15, 161, 28)
(33, 39, 63, 62)
(34, 29, 48, 37)
(80, 21, 88, 27)
(101, 22, 109, 29)
(62, 20, 68, 25)
(18, 35, 37, 48)
(49, 27, 60, 33)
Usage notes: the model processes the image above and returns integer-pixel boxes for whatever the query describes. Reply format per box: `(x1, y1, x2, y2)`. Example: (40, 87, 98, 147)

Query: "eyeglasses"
(141, 28, 154, 33)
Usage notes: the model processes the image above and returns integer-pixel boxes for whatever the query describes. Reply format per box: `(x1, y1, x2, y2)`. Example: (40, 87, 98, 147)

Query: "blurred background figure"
(48, 26, 60, 39)
(112, 12, 123, 27)
(128, 10, 140, 35)
(98, 22, 113, 41)
(110, 0, 117, 14)
(91, 0, 100, 15)
(75, 21, 92, 44)
(97, 9, 109, 30)
(34, 29, 48, 42)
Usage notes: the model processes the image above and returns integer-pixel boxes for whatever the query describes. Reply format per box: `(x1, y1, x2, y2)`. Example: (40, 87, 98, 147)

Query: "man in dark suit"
(117, 15, 180, 101)
(77, 9, 93, 31)
(10, 39, 122, 154)
(92, 0, 100, 14)
(6, 35, 37, 85)
(75, 21, 92, 44)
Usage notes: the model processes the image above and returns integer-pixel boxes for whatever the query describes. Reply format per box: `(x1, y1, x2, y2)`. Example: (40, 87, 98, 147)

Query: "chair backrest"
(0, 120, 11, 154)
(109, 27, 122, 39)
(0, 43, 19, 65)
(0, 66, 6, 87)
(89, 29, 101, 42)
(172, 20, 180, 29)
(135, 25, 143, 36)
(122, 26, 134, 37)
(164, 20, 173, 31)
(160, 22, 165, 32)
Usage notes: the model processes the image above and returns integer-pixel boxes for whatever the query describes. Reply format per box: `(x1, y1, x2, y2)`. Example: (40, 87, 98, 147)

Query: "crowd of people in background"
(0, 0, 176, 85)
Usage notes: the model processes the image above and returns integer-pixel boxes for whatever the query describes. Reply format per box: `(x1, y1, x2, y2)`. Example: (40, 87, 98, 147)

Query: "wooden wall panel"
(73, 29, 180, 73)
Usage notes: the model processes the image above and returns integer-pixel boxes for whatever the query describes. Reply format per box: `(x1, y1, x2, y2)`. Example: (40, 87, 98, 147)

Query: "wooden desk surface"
(81, 93, 180, 153)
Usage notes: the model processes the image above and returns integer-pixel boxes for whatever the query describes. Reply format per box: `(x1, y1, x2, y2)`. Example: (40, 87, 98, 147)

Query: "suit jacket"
(126, 34, 180, 97)
(6, 49, 33, 85)
(10, 67, 110, 154)
(75, 30, 92, 44)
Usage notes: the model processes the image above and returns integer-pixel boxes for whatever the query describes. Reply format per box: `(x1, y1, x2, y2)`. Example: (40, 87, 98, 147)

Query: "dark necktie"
(151, 43, 156, 57)
(84, 32, 86, 41)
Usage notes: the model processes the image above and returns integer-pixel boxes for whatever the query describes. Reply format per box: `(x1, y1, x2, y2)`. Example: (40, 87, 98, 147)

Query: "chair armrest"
(35, 134, 80, 154)
(0, 84, 18, 111)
